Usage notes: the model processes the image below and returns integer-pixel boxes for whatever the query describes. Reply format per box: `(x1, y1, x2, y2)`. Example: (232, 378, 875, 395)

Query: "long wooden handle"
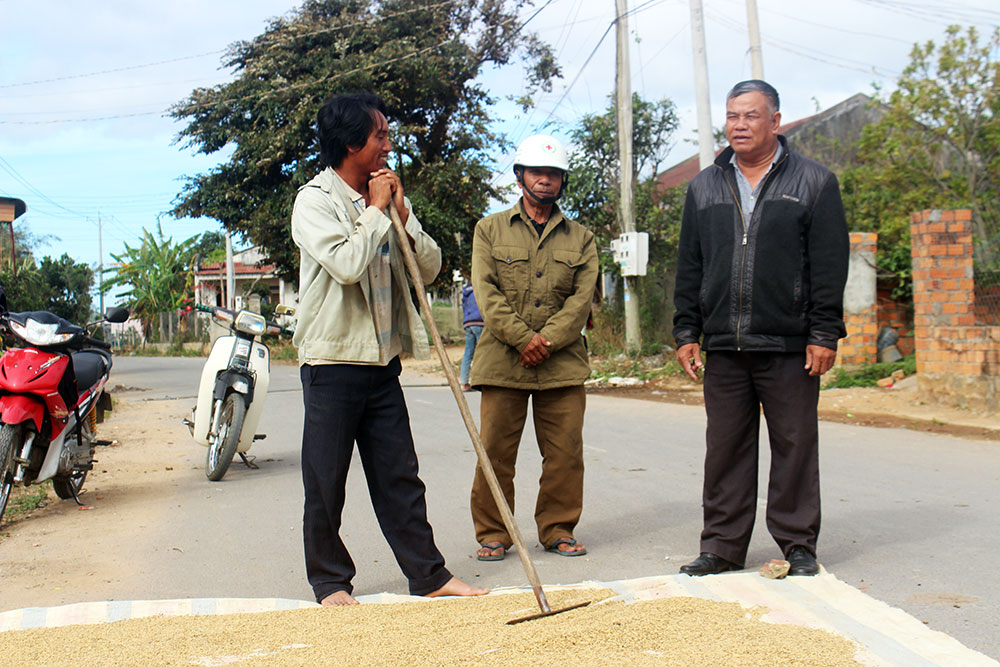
(388, 204, 551, 614)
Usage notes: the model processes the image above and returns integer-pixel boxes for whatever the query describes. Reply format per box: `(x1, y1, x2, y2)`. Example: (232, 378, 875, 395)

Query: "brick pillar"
(838, 232, 878, 367)
(910, 209, 998, 411)
(910, 210, 975, 375)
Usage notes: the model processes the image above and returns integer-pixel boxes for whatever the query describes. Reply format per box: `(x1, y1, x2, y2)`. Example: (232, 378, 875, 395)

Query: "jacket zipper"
(722, 153, 787, 350)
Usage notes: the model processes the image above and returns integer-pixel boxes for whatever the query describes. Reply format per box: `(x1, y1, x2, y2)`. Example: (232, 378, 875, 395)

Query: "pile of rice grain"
(1, 589, 860, 666)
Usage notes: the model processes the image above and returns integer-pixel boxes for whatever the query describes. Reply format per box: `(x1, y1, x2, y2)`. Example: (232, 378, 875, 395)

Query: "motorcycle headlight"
(9, 318, 74, 345)
(233, 311, 266, 336)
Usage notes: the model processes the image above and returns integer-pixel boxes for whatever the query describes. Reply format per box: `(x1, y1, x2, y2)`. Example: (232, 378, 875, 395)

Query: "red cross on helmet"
(513, 134, 569, 172)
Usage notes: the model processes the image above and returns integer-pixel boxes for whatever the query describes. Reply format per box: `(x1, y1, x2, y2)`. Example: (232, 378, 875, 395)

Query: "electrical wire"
(0, 51, 225, 90)
(1, 2, 535, 126)
(0, 1, 456, 90)
(491, 0, 677, 186)
(0, 155, 97, 224)
(853, 0, 1000, 25)
(714, 0, 913, 45)
(704, 7, 900, 78)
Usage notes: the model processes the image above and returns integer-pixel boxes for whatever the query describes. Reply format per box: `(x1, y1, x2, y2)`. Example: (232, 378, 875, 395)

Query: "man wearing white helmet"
(468, 134, 598, 561)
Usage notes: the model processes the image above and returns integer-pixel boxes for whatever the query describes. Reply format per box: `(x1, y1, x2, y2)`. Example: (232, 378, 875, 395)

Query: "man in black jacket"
(672, 80, 849, 577)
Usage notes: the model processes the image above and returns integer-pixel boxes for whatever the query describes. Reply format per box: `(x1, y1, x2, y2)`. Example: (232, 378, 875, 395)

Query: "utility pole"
(98, 212, 105, 317)
(225, 230, 235, 310)
(746, 0, 764, 79)
(616, 0, 640, 353)
(689, 0, 715, 170)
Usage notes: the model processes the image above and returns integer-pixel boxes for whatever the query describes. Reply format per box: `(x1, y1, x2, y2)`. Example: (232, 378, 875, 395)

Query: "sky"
(1, 0, 998, 306)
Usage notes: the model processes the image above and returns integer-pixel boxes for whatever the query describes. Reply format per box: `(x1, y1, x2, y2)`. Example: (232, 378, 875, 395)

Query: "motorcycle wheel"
(205, 393, 246, 482)
(0, 423, 24, 523)
(53, 466, 87, 500)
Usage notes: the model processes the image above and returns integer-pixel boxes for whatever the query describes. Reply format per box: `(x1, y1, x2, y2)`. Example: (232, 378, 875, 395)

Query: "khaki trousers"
(471, 385, 586, 548)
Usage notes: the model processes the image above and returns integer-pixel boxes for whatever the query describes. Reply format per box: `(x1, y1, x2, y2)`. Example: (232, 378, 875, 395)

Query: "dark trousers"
(300, 358, 451, 602)
(471, 385, 585, 548)
(700, 351, 821, 567)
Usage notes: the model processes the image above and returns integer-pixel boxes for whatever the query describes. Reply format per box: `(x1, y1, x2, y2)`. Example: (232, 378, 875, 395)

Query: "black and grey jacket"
(672, 136, 849, 353)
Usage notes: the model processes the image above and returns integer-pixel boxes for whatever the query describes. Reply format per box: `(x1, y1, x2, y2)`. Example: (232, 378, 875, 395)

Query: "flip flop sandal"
(546, 537, 587, 557)
(476, 542, 506, 561)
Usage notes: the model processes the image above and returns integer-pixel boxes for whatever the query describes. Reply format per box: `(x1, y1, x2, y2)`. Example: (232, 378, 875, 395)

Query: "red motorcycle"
(0, 304, 129, 523)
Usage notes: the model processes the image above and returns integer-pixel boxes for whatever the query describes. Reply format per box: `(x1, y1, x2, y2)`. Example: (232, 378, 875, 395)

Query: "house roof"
(656, 93, 872, 190)
(193, 246, 278, 278)
(195, 260, 277, 277)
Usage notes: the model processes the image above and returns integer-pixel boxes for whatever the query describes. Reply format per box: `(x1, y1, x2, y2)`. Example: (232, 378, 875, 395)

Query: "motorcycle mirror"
(104, 306, 130, 323)
(275, 304, 296, 316)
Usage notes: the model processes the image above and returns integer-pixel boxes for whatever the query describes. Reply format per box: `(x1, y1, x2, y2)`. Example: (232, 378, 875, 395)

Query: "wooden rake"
(388, 205, 590, 625)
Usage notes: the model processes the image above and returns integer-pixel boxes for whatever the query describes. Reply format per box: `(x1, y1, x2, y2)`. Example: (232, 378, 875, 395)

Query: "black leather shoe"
(679, 552, 740, 576)
(787, 546, 819, 576)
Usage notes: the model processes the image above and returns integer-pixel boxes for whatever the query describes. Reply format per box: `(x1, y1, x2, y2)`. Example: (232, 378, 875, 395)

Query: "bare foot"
(425, 576, 489, 598)
(320, 591, 359, 606)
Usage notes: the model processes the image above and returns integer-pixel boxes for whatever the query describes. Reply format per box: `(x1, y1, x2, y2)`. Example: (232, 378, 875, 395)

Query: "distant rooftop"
(656, 93, 875, 190)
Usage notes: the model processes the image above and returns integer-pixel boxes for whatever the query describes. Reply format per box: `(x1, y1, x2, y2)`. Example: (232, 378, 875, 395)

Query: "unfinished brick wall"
(910, 209, 999, 412)
(839, 232, 878, 367)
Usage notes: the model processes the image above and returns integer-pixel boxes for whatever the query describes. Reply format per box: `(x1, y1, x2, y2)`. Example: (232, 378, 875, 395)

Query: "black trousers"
(700, 351, 821, 567)
(300, 358, 452, 601)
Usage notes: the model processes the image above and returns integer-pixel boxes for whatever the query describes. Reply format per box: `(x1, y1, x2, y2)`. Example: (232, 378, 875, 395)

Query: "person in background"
(460, 279, 484, 392)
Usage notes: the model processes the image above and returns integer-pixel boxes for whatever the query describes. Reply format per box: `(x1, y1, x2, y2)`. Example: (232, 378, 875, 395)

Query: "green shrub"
(825, 354, 917, 389)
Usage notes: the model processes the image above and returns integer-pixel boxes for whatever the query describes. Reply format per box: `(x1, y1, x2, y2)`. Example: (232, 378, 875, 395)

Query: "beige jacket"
(291, 167, 441, 364)
(470, 200, 598, 390)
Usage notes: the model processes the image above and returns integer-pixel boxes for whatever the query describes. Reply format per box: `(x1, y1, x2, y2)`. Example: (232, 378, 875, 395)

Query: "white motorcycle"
(185, 304, 292, 481)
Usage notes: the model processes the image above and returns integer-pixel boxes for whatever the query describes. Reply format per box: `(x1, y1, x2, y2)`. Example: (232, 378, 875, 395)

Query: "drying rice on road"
(1, 589, 860, 666)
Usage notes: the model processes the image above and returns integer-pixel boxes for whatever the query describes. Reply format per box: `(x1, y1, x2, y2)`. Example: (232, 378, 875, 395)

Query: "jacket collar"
(715, 134, 790, 171)
(306, 167, 365, 203)
(509, 198, 565, 229)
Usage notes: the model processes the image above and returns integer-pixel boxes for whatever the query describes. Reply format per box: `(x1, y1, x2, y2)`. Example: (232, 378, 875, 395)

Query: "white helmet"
(513, 134, 569, 172)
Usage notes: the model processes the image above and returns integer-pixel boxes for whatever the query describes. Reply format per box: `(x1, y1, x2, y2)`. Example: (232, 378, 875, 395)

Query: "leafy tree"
(103, 223, 199, 337)
(561, 94, 681, 350)
(37, 255, 94, 324)
(170, 0, 559, 286)
(0, 224, 93, 321)
(191, 231, 227, 265)
(842, 25, 1000, 297)
(0, 259, 49, 314)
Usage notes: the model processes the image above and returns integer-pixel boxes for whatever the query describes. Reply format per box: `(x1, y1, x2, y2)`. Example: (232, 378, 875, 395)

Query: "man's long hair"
(316, 92, 388, 169)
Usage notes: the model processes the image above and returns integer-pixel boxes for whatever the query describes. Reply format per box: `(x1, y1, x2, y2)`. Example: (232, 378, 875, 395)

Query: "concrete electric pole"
(225, 230, 235, 310)
(689, 0, 715, 171)
(98, 212, 104, 317)
(746, 0, 764, 79)
(616, 0, 641, 353)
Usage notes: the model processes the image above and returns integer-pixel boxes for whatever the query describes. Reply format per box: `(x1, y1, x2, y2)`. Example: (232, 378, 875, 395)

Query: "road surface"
(4, 355, 998, 659)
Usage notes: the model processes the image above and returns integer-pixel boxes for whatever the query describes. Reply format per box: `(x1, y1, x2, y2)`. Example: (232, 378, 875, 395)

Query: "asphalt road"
(103, 356, 1000, 659)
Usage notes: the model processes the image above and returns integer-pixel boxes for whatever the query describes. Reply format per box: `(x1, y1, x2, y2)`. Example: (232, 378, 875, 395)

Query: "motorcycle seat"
(72, 349, 112, 398)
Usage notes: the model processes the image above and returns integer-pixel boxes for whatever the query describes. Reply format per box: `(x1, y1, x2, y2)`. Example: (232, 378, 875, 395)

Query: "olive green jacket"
(469, 200, 598, 390)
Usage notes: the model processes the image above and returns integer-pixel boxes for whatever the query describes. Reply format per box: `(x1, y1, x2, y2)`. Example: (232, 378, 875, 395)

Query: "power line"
(0, 51, 224, 90)
(0, 1, 456, 91)
(704, 8, 900, 78)
(1, 3, 530, 126)
(853, 0, 1000, 25)
(714, 0, 913, 46)
(492, 0, 676, 187)
(0, 155, 97, 225)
